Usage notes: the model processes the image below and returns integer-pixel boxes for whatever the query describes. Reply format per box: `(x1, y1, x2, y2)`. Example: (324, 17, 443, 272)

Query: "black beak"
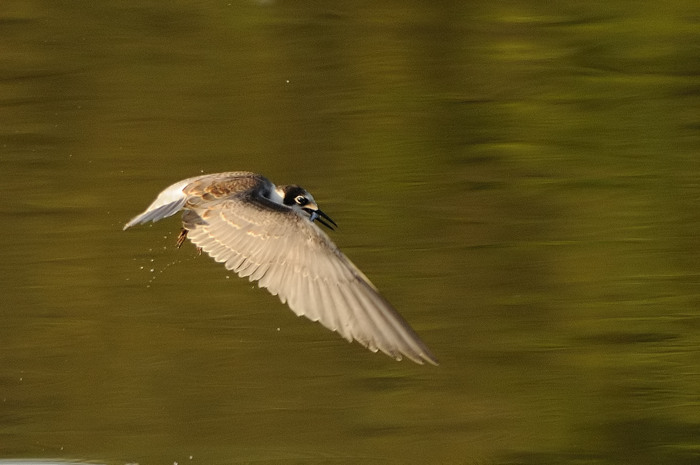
(306, 208, 337, 230)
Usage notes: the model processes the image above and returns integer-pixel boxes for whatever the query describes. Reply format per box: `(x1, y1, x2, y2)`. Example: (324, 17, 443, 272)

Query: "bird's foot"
(176, 229, 188, 248)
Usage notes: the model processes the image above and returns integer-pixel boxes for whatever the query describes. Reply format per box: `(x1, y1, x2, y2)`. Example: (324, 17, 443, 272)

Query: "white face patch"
(271, 186, 286, 206)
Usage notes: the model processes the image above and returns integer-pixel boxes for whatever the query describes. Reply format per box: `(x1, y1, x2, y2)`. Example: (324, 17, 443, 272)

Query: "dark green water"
(1, 1, 699, 464)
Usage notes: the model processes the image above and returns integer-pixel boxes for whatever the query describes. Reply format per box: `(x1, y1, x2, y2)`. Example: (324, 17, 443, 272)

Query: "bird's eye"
(295, 195, 308, 206)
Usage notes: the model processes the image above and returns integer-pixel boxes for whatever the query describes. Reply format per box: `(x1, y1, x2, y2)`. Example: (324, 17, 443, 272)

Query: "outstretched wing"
(182, 195, 437, 365)
(124, 172, 437, 365)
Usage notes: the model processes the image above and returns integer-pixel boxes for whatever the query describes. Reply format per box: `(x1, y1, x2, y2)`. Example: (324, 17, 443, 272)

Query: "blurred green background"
(1, 1, 699, 464)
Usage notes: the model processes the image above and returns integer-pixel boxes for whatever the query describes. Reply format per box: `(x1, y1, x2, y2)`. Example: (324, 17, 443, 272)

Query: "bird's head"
(277, 185, 337, 230)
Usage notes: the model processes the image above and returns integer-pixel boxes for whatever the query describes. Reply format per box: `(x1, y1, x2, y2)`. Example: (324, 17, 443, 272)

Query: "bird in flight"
(124, 171, 437, 365)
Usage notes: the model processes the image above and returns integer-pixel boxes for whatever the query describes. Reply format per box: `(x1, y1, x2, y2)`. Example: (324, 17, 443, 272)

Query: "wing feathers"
(189, 203, 436, 363)
(123, 198, 187, 230)
(125, 172, 437, 365)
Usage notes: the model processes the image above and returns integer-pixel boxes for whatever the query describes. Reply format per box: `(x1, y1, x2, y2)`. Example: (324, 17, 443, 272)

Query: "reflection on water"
(1, 1, 698, 464)
(0, 462, 104, 465)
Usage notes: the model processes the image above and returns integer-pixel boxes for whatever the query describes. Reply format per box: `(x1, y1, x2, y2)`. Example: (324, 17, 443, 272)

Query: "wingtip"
(416, 344, 440, 366)
(403, 350, 440, 366)
(122, 215, 147, 230)
(122, 178, 193, 232)
(379, 343, 439, 366)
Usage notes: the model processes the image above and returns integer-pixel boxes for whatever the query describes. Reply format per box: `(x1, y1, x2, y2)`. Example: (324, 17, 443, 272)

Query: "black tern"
(124, 171, 437, 365)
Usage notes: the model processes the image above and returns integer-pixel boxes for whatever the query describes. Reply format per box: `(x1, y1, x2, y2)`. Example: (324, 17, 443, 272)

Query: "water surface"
(1, 1, 699, 464)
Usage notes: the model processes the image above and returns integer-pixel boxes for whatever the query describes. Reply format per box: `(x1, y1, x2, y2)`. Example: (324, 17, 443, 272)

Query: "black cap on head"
(281, 185, 308, 206)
